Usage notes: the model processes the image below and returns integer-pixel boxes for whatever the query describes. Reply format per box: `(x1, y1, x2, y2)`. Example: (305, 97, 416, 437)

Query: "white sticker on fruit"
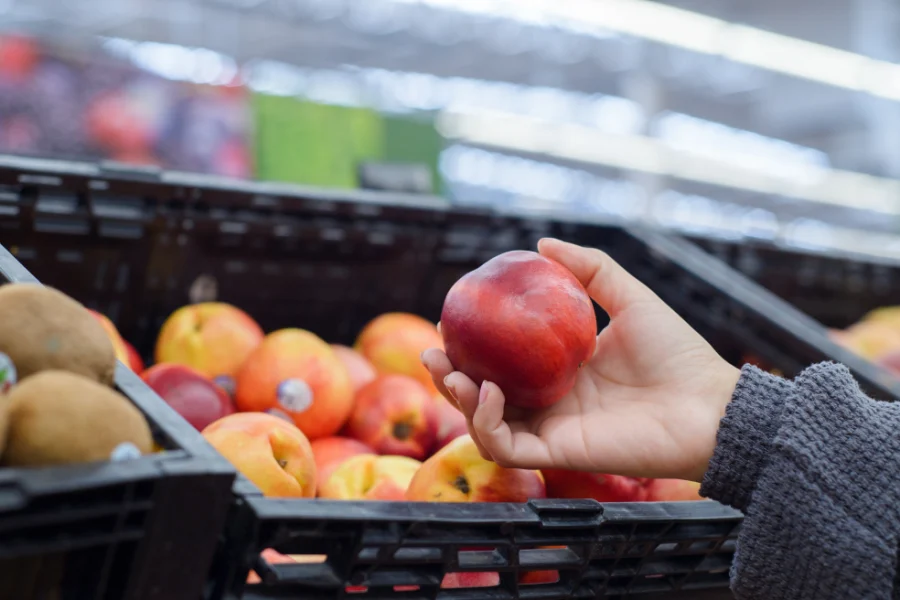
(213, 375, 236, 399)
(265, 408, 294, 423)
(110, 442, 142, 462)
(0, 352, 16, 393)
(276, 379, 313, 413)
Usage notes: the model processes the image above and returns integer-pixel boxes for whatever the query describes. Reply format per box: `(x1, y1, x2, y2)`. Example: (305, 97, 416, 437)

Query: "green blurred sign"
(253, 94, 441, 191)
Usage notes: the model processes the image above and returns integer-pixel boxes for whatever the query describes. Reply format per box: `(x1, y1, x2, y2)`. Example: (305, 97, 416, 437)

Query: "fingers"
(443, 371, 492, 459)
(421, 351, 552, 469)
(472, 381, 553, 469)
(421, 348, 456, 408)
(537, 237, 659, 318)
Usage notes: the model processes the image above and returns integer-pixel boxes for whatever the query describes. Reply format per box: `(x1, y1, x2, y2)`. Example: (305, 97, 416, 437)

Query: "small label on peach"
(265, 408, 294, 423)
(0, 352, 16, 393)
(213, 374, 236, 398)
(277, 379, 313, 413)
(110, 442, 142, 462)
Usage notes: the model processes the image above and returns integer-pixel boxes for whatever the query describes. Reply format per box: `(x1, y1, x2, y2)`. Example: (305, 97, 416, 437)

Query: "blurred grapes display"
(0, 34, 252, 177)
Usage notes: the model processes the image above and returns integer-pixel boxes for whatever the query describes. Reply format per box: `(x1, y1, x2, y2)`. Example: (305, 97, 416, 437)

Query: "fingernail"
(420, 351, 429, 367)
(479, 381, 490, 405)
(444, 376, 457, 400)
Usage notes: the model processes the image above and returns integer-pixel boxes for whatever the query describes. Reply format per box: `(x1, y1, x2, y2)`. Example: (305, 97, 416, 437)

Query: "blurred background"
(2, 0, 900, 259)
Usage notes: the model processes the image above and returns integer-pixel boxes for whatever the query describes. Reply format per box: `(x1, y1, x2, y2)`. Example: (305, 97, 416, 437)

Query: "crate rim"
(241, 494, 743, 526)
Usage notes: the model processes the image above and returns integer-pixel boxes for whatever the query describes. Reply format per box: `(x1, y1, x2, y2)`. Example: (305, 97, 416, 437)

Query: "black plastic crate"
(2, 154, 899, 600)
(693, 236, 900, 330)
(0, 242, 236, 600)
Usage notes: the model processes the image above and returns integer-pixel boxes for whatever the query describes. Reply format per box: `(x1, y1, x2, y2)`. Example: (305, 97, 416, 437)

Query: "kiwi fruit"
(2, 370, 153, 468)
(0, 284, 117, 385)
(0, 399, 7, 458)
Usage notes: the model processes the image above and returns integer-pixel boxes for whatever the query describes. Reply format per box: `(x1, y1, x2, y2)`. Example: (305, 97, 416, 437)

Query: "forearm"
(701, 363, 900, 599)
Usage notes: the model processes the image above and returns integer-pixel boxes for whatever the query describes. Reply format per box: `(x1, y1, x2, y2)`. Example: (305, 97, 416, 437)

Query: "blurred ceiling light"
(385, 0, 900, 100)
(437, 109, 900, 215)
(443, 146, 900, 261)
(102, 36, 900, 216)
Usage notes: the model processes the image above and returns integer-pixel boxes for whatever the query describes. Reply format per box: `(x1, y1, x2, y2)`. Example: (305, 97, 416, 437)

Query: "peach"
(319, 454, 421, 501)
(406, 435, 545, 502)
(203, 412, 316, 498)
(354, 313, 443, 395)
(142, 363, 235, 431)
(645, 479, 705, 502)
(433, 396, 468, 451)
(87, 309, 130, 366)
(124, 340, 144, 374)
(344, 375, 438, 460)
(542, 469, 650, 502)
(330, 344, 377, 393)
(861, 305, 900, 326)
(155, 302, 264, 379)
(235, 329, 354, 441)
(440, 250, 597, 409)
(310, 436, 375, 491)
(837, 320, 900, 359)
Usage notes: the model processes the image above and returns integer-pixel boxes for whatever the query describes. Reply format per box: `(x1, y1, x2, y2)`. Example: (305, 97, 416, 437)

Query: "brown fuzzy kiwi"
(2, 370, 153, 468)
(0, 284, 117, 385)
(0, 398, 8, 459)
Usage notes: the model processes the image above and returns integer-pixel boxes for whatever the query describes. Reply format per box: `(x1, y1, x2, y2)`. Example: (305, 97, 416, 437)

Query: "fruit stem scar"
(453, 475, 470, 495)
(393, 422, 413, 440)
(277, 459, 288, 469)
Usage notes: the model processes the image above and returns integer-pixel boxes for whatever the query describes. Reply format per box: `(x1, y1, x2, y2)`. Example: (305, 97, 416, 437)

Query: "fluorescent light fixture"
(437, 109, 900, 215)
(101, 35, 900, 216)
(385, 0, 900, 101)
(443, 145, 900, 262)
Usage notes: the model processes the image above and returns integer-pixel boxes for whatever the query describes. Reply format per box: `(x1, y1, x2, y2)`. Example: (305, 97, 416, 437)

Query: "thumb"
(537, 238, 660, 318)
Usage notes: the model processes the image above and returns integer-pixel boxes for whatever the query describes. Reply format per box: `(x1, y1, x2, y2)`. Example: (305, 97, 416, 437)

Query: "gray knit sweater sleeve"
(700, 362, 900, 600)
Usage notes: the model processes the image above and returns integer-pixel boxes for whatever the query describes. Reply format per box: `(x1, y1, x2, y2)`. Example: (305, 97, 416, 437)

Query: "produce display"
(39, 248, 709, 593)
(105, 260, 704, 509)
(830, 306, 900, 375)
(0, 283, 154, 469)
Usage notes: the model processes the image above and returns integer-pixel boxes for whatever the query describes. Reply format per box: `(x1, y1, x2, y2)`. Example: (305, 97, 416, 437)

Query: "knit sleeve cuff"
(699, 364, 793, 511)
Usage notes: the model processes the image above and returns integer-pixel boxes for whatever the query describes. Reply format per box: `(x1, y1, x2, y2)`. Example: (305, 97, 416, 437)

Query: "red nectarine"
(344, 375, 438, 460)
(310, 436, 375, 491)
(441, 250, 596, 409)
(542, 469, 650, 502)
(142, 363, 235, 431)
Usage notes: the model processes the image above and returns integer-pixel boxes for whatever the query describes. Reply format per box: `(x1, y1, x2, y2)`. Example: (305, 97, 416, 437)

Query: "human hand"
(421, 238, 740, 483)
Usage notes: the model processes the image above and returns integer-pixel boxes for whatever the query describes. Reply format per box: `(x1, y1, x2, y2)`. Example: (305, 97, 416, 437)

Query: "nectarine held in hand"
(441, 250, 597, 409)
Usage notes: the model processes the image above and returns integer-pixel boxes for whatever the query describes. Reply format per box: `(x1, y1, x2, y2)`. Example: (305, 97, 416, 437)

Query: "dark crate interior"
(695, 237, 900, 330)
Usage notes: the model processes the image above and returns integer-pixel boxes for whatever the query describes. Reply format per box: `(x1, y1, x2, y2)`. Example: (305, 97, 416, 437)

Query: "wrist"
(699, 364, 793, 509)
(686, 362, 741, 483)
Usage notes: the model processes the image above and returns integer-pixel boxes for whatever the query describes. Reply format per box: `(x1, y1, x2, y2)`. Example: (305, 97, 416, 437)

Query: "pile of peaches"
(98, 301, 700, 506)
